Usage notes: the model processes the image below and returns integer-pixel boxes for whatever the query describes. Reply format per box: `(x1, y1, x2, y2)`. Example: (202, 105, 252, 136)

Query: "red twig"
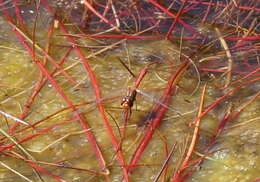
(187, 77, 260, 126)
(41, 2, 129, 181)
(8, 23, 67, 134)
(166, 0, 188, 39)
(133, 64, 151, 88)
(12, 0, 26, 29)
(207, 90, 260, 148)
(121, 64, 151, 142)
(128, 61, 189, 172)
(147, 0, 197, 34)
(153, 143, 177, 182)
(172, 84, 207, 182)
(9, 151, 68, 182)
(0, 120, 74, 152)
(252, 177, 260, 182)
(63, 33, 198, 40)
(201, 0, 213, 23)
(178, 0, 260, 12)
(83, 0, 119, 31)
(35, 57, 109, 172)
(1, 11, 109, 181)
(178, 81, 260, 181)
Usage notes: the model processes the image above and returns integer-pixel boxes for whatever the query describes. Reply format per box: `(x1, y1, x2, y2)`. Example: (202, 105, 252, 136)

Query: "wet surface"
(0, 1, 260, 182)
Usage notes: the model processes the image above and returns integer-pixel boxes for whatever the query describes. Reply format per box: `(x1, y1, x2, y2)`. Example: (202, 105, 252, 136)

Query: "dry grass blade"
(0, 45, 26, 53)
(0, 128, 44, 182)
(83, 0, 119, 31)
(27, 129, 91, 153)
(86, 22, 160, 59)
(0, 110, 30, 126)
(8, 22, 77, 85)
(153, 143, 177, 182)
(118, 58, 136, 78)
(215, 27, 233, 88)
(186, 83, 207, 161)
(0, 161, 34, 182)
(226, 91, 260, 129)
(229, 116, 260, 129)
(0, 0, 259, 181)
(172, 83, 207, 181)
(129, 61, 189, 171)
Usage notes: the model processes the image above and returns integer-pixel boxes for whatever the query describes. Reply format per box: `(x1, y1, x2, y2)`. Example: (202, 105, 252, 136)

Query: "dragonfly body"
(121, 88, 137, 109)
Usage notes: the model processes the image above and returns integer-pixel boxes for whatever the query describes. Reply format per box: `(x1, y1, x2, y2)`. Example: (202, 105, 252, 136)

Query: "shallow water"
(0, 3, 260, 182)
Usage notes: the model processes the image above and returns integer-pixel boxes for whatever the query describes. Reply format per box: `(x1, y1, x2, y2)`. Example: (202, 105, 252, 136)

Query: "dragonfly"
(120, 88, 181, 122)
(120, 87, 137, 138)
(111, 60, 180, 140)
(120, 87, 181, 142)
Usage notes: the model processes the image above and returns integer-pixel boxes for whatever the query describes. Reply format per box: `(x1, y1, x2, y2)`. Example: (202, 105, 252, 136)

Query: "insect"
(121, 87, 137, 109)
(119, 62, 163, 139)
(120, 87, 137, 139)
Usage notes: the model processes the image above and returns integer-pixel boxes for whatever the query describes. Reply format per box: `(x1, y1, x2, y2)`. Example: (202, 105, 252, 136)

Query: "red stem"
(9, 151, 68, 182)
(1, 13, 108, 180)
(166, 0, 188, 39)
(147, 0, 197, 34)
(178, 0, 260, 12)
(41, 2, 129, 181)
(129, 61, 189, 172)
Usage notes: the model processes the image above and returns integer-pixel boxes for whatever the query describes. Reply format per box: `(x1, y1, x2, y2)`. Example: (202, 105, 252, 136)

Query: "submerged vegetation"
(0, 0, 259, 181)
